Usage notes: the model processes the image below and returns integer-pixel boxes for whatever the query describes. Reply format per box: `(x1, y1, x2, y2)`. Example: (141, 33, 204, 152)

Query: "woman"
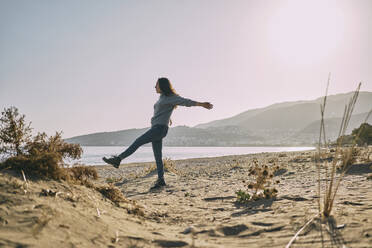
(103, 77, 213, 190)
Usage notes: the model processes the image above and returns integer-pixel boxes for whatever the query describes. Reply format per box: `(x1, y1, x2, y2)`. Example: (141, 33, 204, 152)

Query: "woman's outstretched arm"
(168, 95, 213, 109)
(195, 102, 213, 109)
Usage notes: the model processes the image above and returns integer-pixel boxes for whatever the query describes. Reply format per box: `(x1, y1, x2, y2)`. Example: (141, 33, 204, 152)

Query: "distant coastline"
(68, 146, 315, 166)
(76, 144, 315, 147)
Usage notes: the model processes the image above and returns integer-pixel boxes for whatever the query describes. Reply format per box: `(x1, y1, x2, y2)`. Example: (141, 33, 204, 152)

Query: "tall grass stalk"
(288, 80, 365, 248)
(317, 82, 361, 218)
(316, 74, 331, 246)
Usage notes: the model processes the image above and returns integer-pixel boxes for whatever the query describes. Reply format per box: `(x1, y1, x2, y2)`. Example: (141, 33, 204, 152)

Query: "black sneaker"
(150, 178, 166, 190)
(102, 156, 121, 168)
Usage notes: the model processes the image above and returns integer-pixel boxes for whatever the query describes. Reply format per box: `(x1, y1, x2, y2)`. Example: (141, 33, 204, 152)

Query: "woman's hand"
(197, 102, 213, 109)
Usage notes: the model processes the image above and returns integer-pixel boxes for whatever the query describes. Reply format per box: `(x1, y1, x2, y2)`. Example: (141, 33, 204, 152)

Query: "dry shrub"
(96, 184, 128, 204)
(0, 115, 90, 183)
(1, 154, 98, 185)
(69, 166, 98, 181)
(95, 184, 144, 215)
(236, 159, 279, 203)
(248, 159, 279, 200)
(0, 107, 81, 160)
(1, 153, 69, 180)
(26, 132, 82, 160)
(0, 107, 84, 180)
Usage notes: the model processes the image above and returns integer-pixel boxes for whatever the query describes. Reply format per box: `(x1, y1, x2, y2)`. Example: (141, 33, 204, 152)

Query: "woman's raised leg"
(118, 128, 156, 160)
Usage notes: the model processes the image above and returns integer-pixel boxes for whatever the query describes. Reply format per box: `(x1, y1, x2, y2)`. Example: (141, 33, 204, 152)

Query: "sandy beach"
(1, 148, 372, 247)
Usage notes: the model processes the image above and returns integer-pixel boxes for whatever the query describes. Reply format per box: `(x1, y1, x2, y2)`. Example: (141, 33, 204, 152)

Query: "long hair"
(157, 77, 177, 125)
(157, 77, 177, 96)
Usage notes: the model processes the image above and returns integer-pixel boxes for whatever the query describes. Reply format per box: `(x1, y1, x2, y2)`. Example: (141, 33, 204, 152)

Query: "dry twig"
(286, 215, 317, 248)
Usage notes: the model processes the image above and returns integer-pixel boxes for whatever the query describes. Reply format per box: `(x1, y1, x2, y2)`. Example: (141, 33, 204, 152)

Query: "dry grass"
(313, 79, 362, 221)
(287, 79, 370, 247)
(336, 147, 360, 171)
(105, 176, 123, 184)
(318, 82, 362, 218)
(143, 157, 178, 175)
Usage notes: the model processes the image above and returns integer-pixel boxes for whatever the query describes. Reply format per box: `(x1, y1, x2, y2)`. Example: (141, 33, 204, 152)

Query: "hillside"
(196, 91, 372, 129)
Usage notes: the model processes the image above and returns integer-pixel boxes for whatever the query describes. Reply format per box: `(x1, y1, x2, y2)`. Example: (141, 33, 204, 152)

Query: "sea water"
(66, 146, 314, 166)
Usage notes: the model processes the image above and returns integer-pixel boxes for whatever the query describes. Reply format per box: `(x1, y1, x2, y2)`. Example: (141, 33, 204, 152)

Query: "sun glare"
(267, 0, 346, 65)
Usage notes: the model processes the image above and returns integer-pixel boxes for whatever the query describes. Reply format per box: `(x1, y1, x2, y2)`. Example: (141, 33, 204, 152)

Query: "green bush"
(0, 106, 32, 157)
(352, 123, 372, 145)
(337, 123, 372, 146)
(0, 106, 93, 183)
(236, 189, 251, 203)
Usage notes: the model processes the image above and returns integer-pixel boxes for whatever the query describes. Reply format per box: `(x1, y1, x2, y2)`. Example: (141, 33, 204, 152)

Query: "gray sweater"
(151, 94, 197, 126)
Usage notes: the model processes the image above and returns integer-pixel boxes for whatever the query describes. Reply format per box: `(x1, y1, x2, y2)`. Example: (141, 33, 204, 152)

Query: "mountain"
(65, 91, 372, 146)
(195, 91, 372, 129)
(195, 100, 309, 129)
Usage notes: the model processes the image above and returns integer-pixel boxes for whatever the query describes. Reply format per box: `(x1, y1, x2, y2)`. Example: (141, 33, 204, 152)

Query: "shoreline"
(93, 148, 314, 166)
(92, 148, 316, 169)
(77, 144, 316, 147)
(77, 146, 315, 167)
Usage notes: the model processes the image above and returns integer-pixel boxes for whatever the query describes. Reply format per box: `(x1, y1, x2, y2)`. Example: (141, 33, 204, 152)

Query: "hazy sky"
(1, 0, 371, 138)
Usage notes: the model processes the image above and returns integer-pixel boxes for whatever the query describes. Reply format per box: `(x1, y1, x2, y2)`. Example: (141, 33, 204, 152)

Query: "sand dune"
(1, 149, 372, 247)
